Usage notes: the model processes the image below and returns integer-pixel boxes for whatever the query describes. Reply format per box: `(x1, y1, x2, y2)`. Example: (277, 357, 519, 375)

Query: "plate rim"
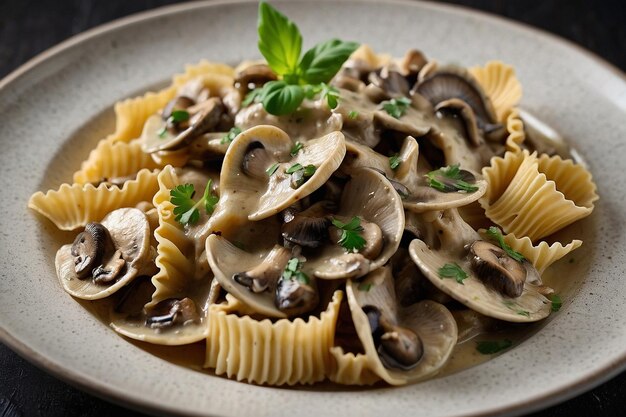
(1, 0, 625, 416)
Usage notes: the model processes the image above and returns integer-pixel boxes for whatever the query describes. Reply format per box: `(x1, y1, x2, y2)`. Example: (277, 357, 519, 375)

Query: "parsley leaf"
(381, 97, 411, 119)
(425, 164, 479, 193)
(476, 339, 513, 355)
(262, 80, 305, 116)
(298, 39, 360, 84)
(290, 141, 303, 156)
(257, 1, 302, 76)
(486, 226, 525, 262)
(502, 300, 530, 317)
(266, 162, 280, 176)
(438, 262, 468, 284)
(331, 216, 366, 252)
(320, 83, 340, 109)
(389, 154, 401, 170)
(220, 126, 242, 145)
(285, 163, 316, 188)
(549, 294, 562, 312)
(170, 180, 219, 226)
(358, 282, 372, 292)
(282, 257, 310, 284)
(286, 163, 303, 174)
(348, 110, 359, 119)
(169, 110, 190, 123)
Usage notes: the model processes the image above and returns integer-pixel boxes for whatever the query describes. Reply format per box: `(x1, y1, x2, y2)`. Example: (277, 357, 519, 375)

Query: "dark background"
(1, 1, 625, 416)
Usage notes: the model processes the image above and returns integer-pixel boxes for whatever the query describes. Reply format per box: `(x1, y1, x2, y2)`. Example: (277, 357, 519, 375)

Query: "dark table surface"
(1, 0, 626, 416)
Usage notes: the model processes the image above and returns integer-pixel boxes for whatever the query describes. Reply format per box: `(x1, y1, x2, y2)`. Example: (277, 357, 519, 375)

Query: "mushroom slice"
(71, 222, 108, 278)
(399, 49, 428, 77)
(469, 241, 526, 298)
(373, 98, 432, 138)
(413, 65, 498, 124)
(55, 208, 153, 300)
(281, 201, 334, 248)
(141, 97, 224, 153)
(110, 276, 216, 345)
(305, 168, 404, 280)
(368, 66, 410, 98)
(210, 125, 345, 229)
(346, 266, 457, 385)
(235, 63, 277, 96)
(407, 209, 551, 322)
(207, 236, 292, 318)
(435, 98, 482, 146)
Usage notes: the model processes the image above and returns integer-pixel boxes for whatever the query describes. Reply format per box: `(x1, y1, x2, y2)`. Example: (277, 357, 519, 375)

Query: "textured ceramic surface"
(1, 1, 625, 416)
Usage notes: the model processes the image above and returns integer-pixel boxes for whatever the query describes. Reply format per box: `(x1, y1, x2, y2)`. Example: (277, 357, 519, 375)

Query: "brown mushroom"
(275, 273, 319, 316)
(281, 201, 334, 248)
(435, 98, 482, 146)
(92, 249, 126, 284)
(145, 297, 200, 329)
(232, 245, 291, 293)
(235, 64, 277, 96)
(71, 222, 108, 278)
(469, 240, 527, 298)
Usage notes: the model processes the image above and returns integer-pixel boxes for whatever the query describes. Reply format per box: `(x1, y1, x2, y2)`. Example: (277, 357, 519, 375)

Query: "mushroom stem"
(232, 245, 291, 293)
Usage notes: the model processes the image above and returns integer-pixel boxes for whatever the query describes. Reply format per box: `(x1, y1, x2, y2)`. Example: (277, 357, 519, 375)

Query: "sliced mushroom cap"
(71, 222, 108, 278)
(141, 97, 224, 153)
(207, 236, 292, 318)
(435, 98, 482, 146)
(407, 209, 551, 322)
(346, 266, 457, 385)
(368, 67, 410, 98)
(399, 49, 428, 77)
(56, 208, 153, 300)
(413, 65, 498, 124)
(235, 63, 277, 96)
(281, 201, 334, 248)
(275, 272, 319, 316)
(469, 241, 526, 298)
(110, 276, 216, 345)
(205, 125, 345, 242)
(304, 168, 404, 280)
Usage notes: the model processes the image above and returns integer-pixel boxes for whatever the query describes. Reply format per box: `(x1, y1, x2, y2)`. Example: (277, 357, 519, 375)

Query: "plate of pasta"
(1, 0, 625, 416)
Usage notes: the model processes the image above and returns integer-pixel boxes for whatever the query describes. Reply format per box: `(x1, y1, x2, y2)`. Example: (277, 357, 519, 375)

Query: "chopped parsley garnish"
(220, 126, 242, 144)
(331, 216, 366, 252)
(286, 163, 304, 174)
(157, 126, 167, 138)
(245, 2, 358, 115)
(290, 141, 303, 156)
(169, 110, 190, 123)
(348, 110, 359, 119)
(425, 164, 479, 193)
(476, 339, 513, 355)
(381, 96, 411, 119)
(285, 163, 316, 188)
(502, 300, 530, 317)
(266, 162, 280, 176)
(358, 282, 372, 292)
(282, 257, 310, 284)
(549, 294, 562, 312)
(389, 154, 402, 170)
(485, 226, 525, 262)
(170, 180, 219, 226)
(438, 263, 468, 284)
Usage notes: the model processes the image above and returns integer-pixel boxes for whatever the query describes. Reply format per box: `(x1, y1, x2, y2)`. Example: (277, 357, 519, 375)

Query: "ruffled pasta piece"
(481, 150, 597, 241)
(149, 165, 195, 306)
(504, 108, 525, 153)
(349, 44, 392, 68)
(205, 291, 343, 386)
(469, 61, 522, 123)
(172, 60, 235, 87)
(328, 347, 380, 386)
(28, 168, 160, 231)
(502, 232, 582, 274)
(149, 148, 190, 168)
(73, 139, 163, 184)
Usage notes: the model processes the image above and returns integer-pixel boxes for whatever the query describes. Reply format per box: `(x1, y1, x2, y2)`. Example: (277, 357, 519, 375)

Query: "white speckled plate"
(1, 1, 625, 416)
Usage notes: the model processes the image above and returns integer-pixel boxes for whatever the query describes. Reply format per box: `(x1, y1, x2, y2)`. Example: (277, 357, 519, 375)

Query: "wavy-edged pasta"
(28, 168, 160, 230)
(469, 60, 523, 123)
(502, 233, 583, 274)
(205, 291, 343, 385)
(73, 139, 163, 184)
(149, 165, 196, 306)
(481, 150, 596, 241)
(328, 346, 380, 385)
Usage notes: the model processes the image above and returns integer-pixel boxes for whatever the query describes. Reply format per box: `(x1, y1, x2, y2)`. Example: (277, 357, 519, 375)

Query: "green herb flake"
(157, 126, 167, 138)
(502, 300, 530, 317)
(282, 257, 310, 284)
(358, 282, 372, 292)
(242, 88, 264, 107)
(476, 339, 513, 355)
(290, 141, 303, 156)
(170, 180, 219, 226)
(438, 262, 468, 284)
(389, 154, 402, 170)
(266, 162, 280, 176)
(381, 96, 411, 119)
(550, 294, 562, 312)
(425, 164, 479, 193)
(331, 216, 366, 252)
(302, 164, 316, 177)
(221, 126, 242, 145)
(170, 110, 190, 123)
(348, 110, 359, 119)
(485, 226, 525, 262)
(285, 163, 303, 174)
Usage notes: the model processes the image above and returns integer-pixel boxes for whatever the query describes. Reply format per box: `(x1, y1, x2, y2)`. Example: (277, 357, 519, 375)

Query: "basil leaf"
(262, 81, 305, 115)
(257, 1, 302, 76)
(299, 39, 359, 84)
